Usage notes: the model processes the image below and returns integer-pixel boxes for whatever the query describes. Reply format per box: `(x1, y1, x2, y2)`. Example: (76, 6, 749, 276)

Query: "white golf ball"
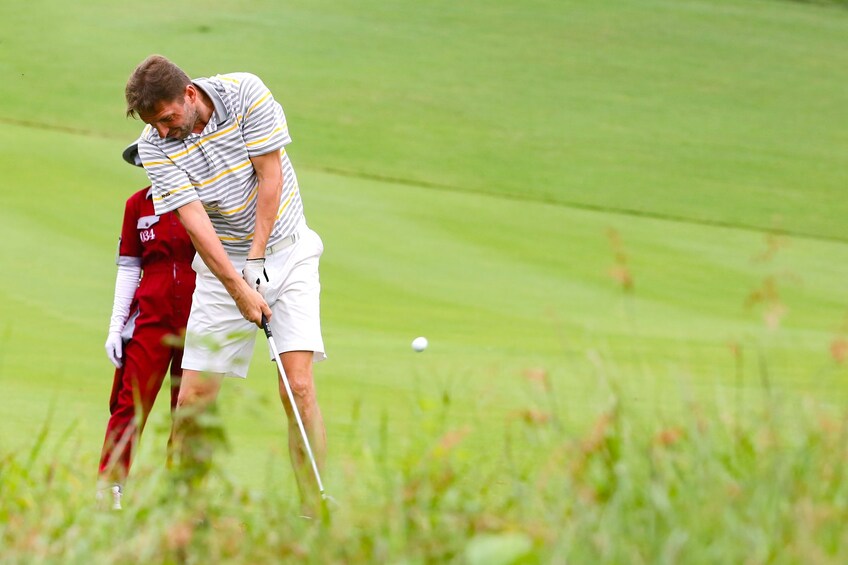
(411, 336, 428, 352)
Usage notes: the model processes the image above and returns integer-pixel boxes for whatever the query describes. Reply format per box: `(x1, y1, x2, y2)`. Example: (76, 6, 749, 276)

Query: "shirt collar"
(192, 78, 229, 127)
(145, 186, 153, 199)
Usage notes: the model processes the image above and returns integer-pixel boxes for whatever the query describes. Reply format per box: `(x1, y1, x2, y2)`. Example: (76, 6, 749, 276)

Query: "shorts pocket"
(309, 229, 324, 257)
(191, 252, 207, 274)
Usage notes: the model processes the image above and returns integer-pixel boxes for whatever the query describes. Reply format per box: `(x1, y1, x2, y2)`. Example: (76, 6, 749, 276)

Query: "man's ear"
(185, 84, 197, 103)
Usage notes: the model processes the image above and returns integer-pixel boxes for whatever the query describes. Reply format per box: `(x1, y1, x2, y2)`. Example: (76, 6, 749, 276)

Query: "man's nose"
(154, 124, 168, 138)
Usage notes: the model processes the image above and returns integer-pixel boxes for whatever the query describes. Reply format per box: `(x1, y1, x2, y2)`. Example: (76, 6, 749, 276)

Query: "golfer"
(98, 141, 196, 509)
(124, 55, 327, 514)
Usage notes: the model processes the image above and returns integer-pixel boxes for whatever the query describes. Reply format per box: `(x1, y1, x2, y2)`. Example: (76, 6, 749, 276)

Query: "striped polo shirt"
(137, 72, 304, 254)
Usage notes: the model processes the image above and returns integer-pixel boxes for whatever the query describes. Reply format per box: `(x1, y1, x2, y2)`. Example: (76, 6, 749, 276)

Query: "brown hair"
(125, 55, 191, 118)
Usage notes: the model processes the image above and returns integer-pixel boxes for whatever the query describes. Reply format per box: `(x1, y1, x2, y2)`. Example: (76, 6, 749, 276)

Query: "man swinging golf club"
(124, 54, 329, 516)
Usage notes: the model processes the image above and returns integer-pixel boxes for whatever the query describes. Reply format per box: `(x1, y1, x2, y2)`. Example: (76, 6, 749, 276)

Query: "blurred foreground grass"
(2, 357, 847, 565)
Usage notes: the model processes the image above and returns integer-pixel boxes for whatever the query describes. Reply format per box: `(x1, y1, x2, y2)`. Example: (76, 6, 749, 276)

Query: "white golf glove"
(243, 258, 270, 297)
(105, 331, 124, 368)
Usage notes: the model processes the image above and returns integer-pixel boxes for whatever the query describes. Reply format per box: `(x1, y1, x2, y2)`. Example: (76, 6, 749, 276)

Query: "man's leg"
(278, 350, 326, 514)
(170, 369, 225, 485)
(165, 344, 186, 466)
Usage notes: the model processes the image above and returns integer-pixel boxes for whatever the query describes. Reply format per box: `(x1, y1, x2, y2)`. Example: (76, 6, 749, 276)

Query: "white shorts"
(182, 222, 327, 378)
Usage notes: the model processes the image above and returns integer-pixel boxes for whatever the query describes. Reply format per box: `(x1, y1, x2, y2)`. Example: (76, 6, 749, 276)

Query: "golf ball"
(411, 336, 428, 352)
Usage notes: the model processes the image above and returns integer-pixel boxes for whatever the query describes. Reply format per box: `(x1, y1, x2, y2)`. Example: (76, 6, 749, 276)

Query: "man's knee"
(177, 389, 197, 408)
(279, 371, 316, 411)
(177, 380, 216, 408)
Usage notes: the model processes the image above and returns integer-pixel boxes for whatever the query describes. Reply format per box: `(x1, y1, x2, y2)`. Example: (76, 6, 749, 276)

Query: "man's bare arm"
(247, 150, 284, 259)
(176, 200, 271, 325)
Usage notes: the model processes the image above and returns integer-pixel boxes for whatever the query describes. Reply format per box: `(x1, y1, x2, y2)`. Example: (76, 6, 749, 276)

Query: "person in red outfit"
(97, 141, 196, 509)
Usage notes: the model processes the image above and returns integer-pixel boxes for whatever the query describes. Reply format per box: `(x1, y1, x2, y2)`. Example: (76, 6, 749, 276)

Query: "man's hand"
(105, 331, 124, 368)
(233, 279, 273, 327)
(243, 258, 270, 298)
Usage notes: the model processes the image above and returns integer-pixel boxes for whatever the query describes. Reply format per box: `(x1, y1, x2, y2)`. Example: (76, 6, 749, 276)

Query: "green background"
(1, 0, 847, 489)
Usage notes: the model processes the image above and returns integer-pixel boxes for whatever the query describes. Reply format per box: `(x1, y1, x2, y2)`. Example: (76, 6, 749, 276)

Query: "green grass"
(3, 381, 848, 563)
(2, 0, 848, 561)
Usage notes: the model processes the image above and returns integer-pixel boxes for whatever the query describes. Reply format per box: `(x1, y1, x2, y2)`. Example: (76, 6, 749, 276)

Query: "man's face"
(139, 87, 201, 141)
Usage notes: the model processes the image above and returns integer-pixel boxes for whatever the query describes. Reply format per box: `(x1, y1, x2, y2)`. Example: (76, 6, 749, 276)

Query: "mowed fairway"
(2, 0, 848, 560)
(2, 123, 848, 478)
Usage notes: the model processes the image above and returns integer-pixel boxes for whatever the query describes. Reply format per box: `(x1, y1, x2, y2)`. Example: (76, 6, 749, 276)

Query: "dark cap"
(122, 140, 143, 167)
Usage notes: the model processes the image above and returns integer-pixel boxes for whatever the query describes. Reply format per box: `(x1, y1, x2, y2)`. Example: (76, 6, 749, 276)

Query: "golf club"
(261, 315, 333, 517)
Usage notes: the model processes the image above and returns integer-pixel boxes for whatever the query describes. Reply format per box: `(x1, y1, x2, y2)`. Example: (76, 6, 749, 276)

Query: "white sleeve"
(108, 264, 141, 333)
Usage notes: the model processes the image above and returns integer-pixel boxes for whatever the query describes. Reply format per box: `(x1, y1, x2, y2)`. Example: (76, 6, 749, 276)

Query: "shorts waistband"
(266, 230, 301, 255)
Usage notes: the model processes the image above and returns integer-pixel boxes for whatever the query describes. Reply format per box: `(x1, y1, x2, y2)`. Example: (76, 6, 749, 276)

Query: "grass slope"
(1, 120, 847, 473)
(2, 0, 848, 237)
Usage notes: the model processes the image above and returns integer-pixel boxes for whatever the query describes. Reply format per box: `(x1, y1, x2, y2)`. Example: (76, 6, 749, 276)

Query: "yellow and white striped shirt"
(138, 72, 303, 254)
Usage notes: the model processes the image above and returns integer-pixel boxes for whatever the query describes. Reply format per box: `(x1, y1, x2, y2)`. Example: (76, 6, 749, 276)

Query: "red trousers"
(98, 323, 185, 480)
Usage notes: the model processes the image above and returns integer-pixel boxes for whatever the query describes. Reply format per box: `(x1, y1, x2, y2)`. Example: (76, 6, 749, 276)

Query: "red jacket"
(119, 187, 195, 334)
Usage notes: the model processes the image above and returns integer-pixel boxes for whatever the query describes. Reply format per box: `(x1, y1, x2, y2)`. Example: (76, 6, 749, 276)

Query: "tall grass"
(2, 362, 847, 564)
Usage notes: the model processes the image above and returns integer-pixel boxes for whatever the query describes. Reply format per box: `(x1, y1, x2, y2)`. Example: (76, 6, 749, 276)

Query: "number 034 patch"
(137, 215, 160, 243)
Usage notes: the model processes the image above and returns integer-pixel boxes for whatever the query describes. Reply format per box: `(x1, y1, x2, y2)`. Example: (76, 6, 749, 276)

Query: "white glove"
(243, 258, 270, 297)
(105, 331, 124, 368)
(106, 262, 140, 369)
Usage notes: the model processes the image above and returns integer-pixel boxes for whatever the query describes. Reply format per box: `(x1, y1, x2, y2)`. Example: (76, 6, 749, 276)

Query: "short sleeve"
(138, 135, 200, 215)
(238, 74, 291, 158)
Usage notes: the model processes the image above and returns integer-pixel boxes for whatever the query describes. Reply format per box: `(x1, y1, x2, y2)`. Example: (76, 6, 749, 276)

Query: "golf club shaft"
(263, 319, 326, 496)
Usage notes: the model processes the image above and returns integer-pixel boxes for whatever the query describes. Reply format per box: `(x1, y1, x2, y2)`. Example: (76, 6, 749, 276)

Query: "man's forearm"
(176, 200, 271, 326)
(248, 151, 284, 259)
(248, 180, 281, 258)
(176, 200, 244, 296)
